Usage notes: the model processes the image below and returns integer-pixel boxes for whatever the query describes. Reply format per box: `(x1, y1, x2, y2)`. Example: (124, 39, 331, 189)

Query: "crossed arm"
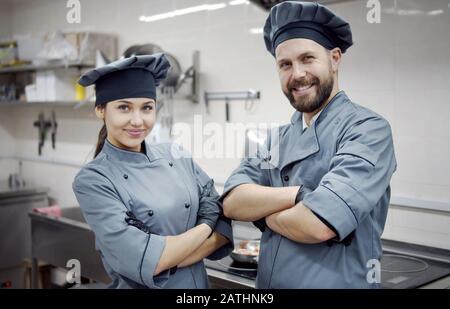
(154, 225, 229, 275)
(222, 183, 336, 244)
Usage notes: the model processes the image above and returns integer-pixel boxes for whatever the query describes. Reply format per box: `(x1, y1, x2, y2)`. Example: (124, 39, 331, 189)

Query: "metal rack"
(0, 61, 93, 74)
(204, 90, 260, 121)
(0, 61, 94, 109)
(0, 100, 92, 108)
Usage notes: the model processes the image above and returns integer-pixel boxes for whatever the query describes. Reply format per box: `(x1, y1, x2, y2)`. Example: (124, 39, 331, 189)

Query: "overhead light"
(249, 27, 263, 34)
(229, 0, 250, 5)
(139, 3, 227, 23)
(427, 9, 444, 15)
(397, 9, 422, 16)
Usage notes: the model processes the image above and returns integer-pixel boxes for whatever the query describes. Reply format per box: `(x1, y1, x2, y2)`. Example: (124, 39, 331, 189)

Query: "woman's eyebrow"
(116, 100, 154, 105)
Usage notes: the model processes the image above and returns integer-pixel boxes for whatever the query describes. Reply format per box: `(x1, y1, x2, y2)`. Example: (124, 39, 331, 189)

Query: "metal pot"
(231, 240, 260, 265)
(122, 43, 182, 88)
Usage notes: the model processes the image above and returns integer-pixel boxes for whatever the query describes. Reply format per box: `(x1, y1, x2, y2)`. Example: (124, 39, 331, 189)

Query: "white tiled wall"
(0, 0, 449, 249)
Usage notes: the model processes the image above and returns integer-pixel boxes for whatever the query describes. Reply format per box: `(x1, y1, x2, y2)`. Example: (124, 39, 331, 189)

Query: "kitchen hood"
(249, 0, 358, 11)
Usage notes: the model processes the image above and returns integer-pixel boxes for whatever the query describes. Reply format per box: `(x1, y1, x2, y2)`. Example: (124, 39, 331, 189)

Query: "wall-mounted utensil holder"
(204, 90, 260, 122)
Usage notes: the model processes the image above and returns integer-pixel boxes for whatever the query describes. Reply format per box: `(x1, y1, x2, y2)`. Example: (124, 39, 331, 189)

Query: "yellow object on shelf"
(75, 82, 86, 101)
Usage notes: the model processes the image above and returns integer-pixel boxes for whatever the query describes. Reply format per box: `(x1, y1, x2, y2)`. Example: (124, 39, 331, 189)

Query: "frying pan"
(231, 239, 260, 264)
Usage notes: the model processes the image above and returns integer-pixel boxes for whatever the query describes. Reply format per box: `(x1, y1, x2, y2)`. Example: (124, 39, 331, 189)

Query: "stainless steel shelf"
(0, 61, 94, 73)
(0, 100, 92, 108)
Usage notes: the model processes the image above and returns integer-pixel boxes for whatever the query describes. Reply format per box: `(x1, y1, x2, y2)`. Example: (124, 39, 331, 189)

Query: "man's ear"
(330, 48, 342, 73)
(95, 106, 105, 120)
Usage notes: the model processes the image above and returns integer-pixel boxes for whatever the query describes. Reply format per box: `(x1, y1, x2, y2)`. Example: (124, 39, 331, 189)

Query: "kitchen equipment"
(34, 69, 78, 101)
(29, 206, 111, 288)
(204, 90, 260, 121)
(122, 43, 182, 88)
(50, 111, 57, 149)
(205, 239, 450, 289)
(32, 111, 58, 155)
(0, 84, 16, 101)
(8, 173, 25, 189)
(205, 255, 257, 288)
(380, 240, 450, 289)
(230, 240, 260, 264)
(33, 112, 50, 155)
(158, 86, 175, 139)
(0, 183, 48, 288)
(123, 44, 199, 103)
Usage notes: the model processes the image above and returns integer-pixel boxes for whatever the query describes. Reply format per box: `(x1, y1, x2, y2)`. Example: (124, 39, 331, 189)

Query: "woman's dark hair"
(94, 104, 107, 158)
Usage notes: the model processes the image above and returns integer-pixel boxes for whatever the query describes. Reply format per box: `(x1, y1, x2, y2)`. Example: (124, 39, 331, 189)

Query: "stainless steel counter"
(0, 183, 48, 288)
(29, 206, 111, 288)
(26, 205, 450, 289)
(205, 238, 450, 289)
(206, 268, 255, 289)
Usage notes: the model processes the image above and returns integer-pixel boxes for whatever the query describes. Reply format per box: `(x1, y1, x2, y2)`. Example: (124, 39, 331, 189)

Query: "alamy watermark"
(66, 0, 81, 24)
(366, 259, 381, 284)
(66, 259, 81, 286)
(169, 115, 281, 169)
(366, 0, 381, 24)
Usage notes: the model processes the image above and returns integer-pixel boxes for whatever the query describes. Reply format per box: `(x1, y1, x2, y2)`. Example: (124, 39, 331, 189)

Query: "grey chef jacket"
(73, 140, 233, 289)
(222, 91, 397, 288)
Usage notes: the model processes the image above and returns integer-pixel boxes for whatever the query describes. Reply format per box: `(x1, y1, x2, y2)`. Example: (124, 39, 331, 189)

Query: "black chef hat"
(78, 53, 170, 106)
(264, 1, 353, 56)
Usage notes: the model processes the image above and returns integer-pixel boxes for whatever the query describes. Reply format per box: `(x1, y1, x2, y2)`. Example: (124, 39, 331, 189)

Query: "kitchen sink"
(29, 206, 111, 288)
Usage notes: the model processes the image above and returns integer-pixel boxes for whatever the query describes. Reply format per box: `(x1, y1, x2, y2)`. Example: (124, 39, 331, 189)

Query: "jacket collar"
(101, 139, 159, 164)
(277, 91, 350, 170)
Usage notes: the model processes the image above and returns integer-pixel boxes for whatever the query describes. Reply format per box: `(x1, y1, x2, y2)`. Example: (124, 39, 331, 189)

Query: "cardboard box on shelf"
(64, 32, 118, 64)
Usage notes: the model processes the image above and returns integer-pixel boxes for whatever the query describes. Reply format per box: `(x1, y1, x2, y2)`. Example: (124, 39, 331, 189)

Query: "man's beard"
(284, 70, 334, 113)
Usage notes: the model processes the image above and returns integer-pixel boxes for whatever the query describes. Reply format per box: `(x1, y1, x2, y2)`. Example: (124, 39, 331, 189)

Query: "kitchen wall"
(0, 0, 14, 177)
(0, 0, 449, 249)
(0, 0, 12, 39)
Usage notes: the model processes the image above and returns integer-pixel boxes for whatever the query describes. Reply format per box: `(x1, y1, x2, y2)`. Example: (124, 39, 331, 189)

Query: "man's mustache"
(288, 76, 319, 90)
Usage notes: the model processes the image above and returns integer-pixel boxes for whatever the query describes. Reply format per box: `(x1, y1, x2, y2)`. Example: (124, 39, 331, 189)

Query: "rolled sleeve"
(302, 116, 396, 240)
(221, 157, 270, 201)
(303, 185, 357, 241)
(72, 167, 170, 289)
(140, 234, 170, 288)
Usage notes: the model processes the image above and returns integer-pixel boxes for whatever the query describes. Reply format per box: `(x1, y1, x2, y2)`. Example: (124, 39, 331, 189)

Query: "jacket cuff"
(302, 184, 358, 241)
(139, 234, 170, 289)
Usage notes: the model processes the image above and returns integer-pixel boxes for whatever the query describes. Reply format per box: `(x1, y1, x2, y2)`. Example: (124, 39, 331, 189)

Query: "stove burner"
(217, 260, 257, 271)
(381, 254, 429, 273)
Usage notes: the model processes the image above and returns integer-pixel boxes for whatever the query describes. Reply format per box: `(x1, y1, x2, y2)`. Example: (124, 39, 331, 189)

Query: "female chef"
(72, 54, 233, 289)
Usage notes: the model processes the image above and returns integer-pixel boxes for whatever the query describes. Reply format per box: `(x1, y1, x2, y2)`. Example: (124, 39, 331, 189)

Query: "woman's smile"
(124, 129, 146, 138)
